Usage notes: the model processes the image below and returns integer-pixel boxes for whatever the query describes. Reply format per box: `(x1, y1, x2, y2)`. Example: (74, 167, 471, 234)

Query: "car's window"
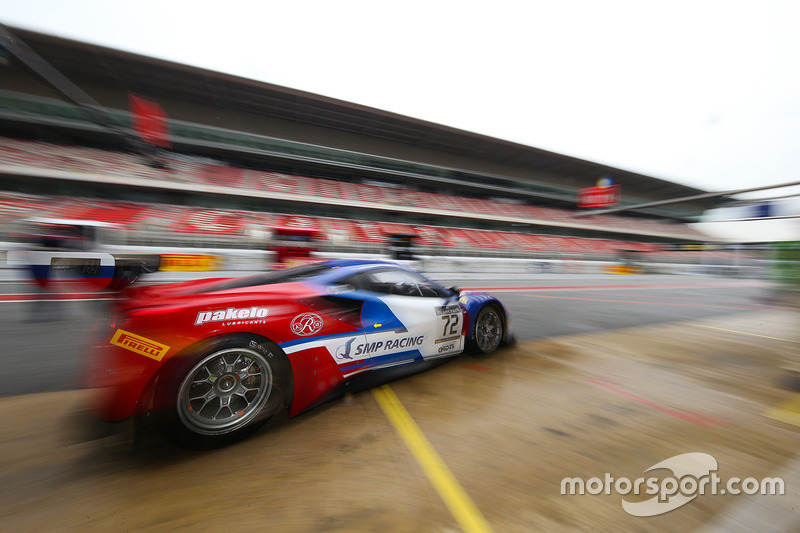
(352, 268, 448, 298)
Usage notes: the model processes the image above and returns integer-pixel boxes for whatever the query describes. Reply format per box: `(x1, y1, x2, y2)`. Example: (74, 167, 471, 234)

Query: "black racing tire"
(468, 305, 505, 355)
(155, 333, 291, 448)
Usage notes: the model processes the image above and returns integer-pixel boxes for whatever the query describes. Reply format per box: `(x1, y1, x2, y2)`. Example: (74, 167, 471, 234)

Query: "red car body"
(84, 260, 511, 445)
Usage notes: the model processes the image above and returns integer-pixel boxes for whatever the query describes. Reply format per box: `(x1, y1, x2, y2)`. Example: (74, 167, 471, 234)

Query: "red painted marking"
(462, 364, 492, 371)
(522, 293, 765, 311)
(589, 377, 725, 427)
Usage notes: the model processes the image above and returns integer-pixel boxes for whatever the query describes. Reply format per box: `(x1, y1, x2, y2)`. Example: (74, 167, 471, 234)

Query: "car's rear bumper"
(84, 341, 158, 421)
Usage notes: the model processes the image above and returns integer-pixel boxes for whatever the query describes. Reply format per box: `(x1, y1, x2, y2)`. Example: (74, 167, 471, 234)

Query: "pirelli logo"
(159, 254, 220, 272)
(110, 329, 171, 361)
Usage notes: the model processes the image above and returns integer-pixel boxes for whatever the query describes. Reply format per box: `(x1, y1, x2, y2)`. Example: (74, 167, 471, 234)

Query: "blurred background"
(0, 17, 798, 286)
(0, 5, 799, 532)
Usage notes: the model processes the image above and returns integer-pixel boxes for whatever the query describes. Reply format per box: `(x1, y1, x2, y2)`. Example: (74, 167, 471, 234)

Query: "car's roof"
(315, 258, 405, 271)
(317, 259, 399, 267)
(308, 259, 413, 282)
(197, 259, 411, 293)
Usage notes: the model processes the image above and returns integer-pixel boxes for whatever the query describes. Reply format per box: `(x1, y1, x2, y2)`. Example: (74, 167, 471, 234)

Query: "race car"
(85, 259, 512, 446)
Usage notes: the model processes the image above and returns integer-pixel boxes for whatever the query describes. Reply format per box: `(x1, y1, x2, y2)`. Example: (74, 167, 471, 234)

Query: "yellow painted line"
(372, 385, 493, 533)
(765, 394, 800, 427)
(682, 322, 800, 344)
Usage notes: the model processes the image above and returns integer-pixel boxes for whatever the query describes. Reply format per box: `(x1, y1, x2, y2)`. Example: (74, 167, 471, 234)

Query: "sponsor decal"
(110, 329, 170, 361)
(195, 306, 269, 326)
(435, 335, 461, 344)
(336, 337, 357, 360)
(354, 335, 424, 356)
(160, 254, 220, 272)
(435, 304, 461, 316)
(331, 334, 430, 365)
(438, 342, 456, 354)
(291, 312, 324, 336)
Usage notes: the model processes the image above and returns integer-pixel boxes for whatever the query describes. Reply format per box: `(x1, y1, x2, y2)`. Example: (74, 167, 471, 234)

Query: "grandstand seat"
(0, 137, 711, 248)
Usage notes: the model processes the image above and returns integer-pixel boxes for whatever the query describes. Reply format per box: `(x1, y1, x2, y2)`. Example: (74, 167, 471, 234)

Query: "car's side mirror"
(448, 286, 461, 296)
(328, 283, 356, 294)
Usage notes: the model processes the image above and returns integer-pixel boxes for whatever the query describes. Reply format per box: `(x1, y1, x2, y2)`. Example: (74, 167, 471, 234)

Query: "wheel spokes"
(178, 347, 273, 434)
(477, 310, 502, 351)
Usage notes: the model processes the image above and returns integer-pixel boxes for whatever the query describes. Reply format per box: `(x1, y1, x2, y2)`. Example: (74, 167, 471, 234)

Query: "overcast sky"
(2, 0, 799, 200)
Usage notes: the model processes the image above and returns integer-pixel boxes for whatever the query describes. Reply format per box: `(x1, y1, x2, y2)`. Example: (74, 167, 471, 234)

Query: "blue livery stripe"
(279, 331, 361, 349)
(341, 360, 371, 372)
(370, 349, 424, 368)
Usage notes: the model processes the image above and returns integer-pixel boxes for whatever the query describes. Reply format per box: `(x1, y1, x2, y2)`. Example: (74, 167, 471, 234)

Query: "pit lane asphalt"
(0, 273, 774, 397)
(2, 273, 800, 532)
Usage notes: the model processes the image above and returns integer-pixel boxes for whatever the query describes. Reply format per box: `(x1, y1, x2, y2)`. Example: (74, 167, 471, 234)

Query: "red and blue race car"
(85, 259, 512, 446)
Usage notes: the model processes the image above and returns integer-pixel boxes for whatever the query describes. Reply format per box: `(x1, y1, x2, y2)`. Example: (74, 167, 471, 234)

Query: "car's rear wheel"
(470, 305, 504, 354)
(156, 334, 290, 447)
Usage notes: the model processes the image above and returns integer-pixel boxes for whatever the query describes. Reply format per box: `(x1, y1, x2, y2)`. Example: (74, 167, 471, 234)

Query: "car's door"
(353, 268, 465, 370)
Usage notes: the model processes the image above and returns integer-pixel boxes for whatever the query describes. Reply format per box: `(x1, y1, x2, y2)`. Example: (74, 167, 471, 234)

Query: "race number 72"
(441, 313, 460, 336)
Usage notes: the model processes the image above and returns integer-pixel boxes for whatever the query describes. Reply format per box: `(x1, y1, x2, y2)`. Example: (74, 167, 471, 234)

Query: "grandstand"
(0, 26, 743, 269)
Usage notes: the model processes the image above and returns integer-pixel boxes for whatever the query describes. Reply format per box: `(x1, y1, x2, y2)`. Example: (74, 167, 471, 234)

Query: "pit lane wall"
(0, 244, 763, 285)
